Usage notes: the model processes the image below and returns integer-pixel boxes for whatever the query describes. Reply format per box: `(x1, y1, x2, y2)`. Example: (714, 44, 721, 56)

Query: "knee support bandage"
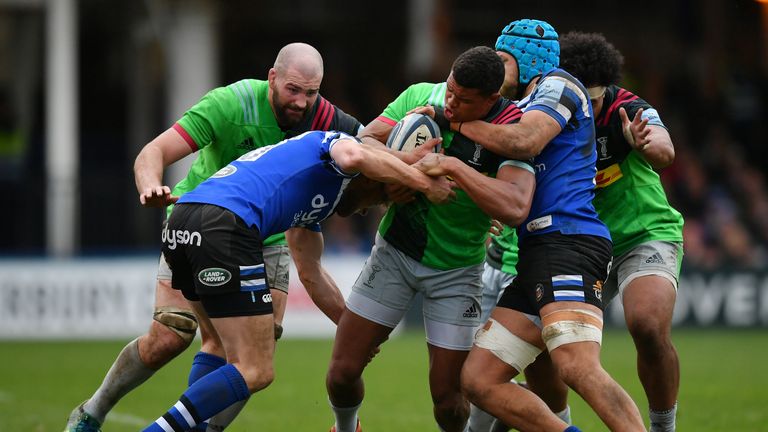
(153, 307, 198, 343)
(541, 309, 603, 352)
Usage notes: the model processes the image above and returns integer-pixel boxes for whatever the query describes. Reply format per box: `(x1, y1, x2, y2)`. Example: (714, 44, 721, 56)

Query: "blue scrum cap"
(495, 19, 560, 85)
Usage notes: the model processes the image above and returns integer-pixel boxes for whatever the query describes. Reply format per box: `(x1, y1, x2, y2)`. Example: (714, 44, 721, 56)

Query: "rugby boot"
(63, 400, 102, 432)
(329, 419, 362, 432)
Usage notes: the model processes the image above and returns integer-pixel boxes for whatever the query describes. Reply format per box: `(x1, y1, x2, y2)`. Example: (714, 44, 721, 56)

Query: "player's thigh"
(347, 234, 418, 328)
(427, 343, 468, 400)
(155, 252, 191, 309)
(211, 313, 275, 365)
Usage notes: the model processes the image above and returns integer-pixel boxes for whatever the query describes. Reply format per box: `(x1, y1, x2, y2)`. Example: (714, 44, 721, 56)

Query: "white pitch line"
(108, 412, 150, 426)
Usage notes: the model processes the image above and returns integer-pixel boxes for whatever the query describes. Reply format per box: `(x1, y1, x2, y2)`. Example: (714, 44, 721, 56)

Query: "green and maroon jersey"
(170, 79, 361, 245)
(376, 82, 528, 270)
(593, 85, 684, 256)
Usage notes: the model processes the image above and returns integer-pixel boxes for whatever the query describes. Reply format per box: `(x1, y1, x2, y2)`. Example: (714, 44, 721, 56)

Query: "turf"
(1, 329, 766, 431)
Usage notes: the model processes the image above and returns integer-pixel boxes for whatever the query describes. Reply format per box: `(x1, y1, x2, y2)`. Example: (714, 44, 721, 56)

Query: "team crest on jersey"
(212, 165, 237, 178)
(468, 143, 483, 166)
(597, 136, 610, 160)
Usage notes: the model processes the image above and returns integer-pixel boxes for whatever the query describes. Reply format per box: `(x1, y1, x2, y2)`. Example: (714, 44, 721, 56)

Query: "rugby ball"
(385, 113, 442, 153)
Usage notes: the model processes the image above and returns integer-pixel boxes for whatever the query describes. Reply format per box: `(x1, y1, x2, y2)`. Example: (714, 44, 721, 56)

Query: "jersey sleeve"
(378, 83, 434, 125)
(525, 74, 588, 129)
(175, 86, 232, 151)
(621, 97, 667, 129)
(329, 105, 363, 136)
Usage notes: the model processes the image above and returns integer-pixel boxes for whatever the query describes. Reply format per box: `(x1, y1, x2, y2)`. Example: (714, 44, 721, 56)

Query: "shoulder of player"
(197, 79, 269, 125)
(486, 98, 522, 124)
(533, 69, 591, 105)
(401, 82, 445, 103)
(605, 85, 651, 122)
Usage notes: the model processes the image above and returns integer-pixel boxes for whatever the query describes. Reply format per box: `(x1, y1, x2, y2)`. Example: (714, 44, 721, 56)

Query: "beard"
(272, 87, 311, 129)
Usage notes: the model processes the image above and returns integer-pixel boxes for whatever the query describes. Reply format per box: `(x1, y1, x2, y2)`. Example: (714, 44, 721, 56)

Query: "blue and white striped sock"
(142, 364, 249, 432)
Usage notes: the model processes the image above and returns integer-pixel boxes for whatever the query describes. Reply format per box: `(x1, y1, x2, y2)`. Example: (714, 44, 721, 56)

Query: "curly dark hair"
(559, 32, 624, 88)
(451, 46, 504, 95)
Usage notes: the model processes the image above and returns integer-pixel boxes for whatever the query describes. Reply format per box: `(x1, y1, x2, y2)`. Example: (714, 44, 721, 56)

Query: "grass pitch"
(1, 329, 766, 431)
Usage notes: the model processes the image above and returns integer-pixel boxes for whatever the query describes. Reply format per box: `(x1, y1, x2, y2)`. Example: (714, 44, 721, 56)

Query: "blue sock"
(188, 351, 227, 386)
(564, 426, 582, 432)
(187, 352, 227, 431)
(143, 364, 250, 432)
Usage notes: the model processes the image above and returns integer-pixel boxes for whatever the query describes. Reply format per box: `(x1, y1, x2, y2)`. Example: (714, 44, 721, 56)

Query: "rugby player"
(325, 46, 536, 432)
(454, 19, 646, 431)
(501, 31, 684, 432)
(65, 43, 362, 432)
(141, 130, 453, 432)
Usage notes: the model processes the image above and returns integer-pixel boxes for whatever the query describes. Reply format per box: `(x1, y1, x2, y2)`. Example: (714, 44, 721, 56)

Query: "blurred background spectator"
(0, 0, 766, 273)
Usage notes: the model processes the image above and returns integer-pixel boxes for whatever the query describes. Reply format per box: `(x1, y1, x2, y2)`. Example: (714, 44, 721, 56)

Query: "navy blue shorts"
(162, 203, 273, 318)
(496, 232, 612, 315)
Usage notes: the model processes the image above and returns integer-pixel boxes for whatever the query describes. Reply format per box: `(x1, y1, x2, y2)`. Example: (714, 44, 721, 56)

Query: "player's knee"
(154, 306, 199, 344)
(143, 307, 198, 366)
(327, 358, 365, 387)
(626, 316, 669, 348)
(238, 363, 275, 393)
(432, 390, 469, 425)
(460, 371, 487, 406)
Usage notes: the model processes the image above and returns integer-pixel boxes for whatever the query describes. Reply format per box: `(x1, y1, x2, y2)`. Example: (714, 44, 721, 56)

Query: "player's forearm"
(134, 145, 166, 194)
(457, 120, 541, 159)
(301, 268, 345, 324)
(638, 126, 675, 170)
(356, 146, 432, 193)
(444, 158, 531, 226)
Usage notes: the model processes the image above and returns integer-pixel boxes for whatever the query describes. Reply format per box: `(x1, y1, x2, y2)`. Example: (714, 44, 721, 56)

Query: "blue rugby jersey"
(516, 68, 610, 241)
(178, 131, 357, 236)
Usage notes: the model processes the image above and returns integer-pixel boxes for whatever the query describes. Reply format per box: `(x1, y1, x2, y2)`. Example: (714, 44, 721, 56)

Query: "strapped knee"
(474, 318, 542, 373)
(153, 307, 198, 343)
(541, 309, 603, 352)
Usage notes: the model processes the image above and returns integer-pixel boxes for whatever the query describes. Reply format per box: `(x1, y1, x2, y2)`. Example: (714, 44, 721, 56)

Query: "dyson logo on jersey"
(526, 215, 552, 232)
(162, 225, 202, 250)
(293, 194, 330, 226)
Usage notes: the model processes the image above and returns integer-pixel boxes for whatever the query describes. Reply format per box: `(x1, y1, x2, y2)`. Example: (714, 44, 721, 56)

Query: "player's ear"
(268, 68, 277, 84)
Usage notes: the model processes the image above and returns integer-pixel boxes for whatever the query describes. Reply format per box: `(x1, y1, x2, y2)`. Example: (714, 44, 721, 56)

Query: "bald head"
(268, 43, 324, 129)
(273, 42, 324, 79)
